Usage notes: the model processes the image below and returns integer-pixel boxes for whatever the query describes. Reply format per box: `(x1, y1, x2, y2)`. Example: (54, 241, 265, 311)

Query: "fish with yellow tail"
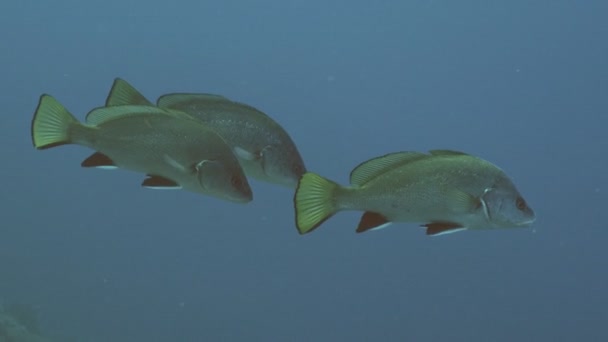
(31, 95, 252, 203)
(294, 150, 535, 236)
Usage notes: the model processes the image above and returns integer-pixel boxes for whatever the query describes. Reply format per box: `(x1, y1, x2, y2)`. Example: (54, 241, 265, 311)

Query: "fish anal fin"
(81, 152, 117, 169)
(424, 222, 467, 236)
(142, 175, 181, 189)
(356, 211, 391, 233)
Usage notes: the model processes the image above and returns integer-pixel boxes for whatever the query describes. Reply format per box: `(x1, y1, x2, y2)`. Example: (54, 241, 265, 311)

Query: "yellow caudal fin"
(31, 95, 80, 149)
(293, 172, 341, 234)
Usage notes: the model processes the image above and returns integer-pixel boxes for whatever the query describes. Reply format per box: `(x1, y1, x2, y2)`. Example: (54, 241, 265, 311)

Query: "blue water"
(1, 1, 606, 341)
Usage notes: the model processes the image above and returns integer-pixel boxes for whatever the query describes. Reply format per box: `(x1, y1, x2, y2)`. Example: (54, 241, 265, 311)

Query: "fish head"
(480, 178, 535, 228)
(195, 160, 253, 203)
(260, 144, 306, 187)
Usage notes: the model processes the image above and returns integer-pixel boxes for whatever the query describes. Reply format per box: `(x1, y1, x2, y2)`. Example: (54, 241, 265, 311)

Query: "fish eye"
(515, 197, 527, 211)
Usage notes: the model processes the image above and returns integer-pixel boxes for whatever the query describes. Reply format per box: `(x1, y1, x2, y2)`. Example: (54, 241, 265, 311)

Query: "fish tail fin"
(294, 172, 342, 234)
(31, 95, 81, 149)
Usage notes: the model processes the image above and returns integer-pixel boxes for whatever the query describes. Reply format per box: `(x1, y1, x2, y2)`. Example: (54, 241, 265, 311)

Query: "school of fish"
(31, 78, 536, 236)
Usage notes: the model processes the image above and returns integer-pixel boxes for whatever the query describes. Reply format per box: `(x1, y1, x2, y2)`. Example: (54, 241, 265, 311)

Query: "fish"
(31, 95, 253, 203)
(293, 150, 535, 235)
(105, 78, 307, 188)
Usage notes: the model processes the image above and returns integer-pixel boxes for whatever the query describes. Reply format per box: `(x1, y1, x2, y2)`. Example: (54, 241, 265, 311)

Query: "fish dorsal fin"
(105, 78, 154, 107)
(349, 152, 428, 186)
(85, 105, 171, 125)
(429, 149, 469, 156)
(157, 93, 230, 109)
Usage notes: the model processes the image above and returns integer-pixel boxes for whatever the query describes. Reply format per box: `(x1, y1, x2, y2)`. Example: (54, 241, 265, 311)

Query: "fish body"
(106, 78, 306, 188)
(31, 95, 252, 203)
(294, 150, 535, 235)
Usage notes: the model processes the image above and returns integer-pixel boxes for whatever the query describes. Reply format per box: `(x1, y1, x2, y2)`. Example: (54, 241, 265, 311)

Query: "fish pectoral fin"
(423, 222, 467, 236)
(356, 212, 392, 233)
(233, 146, 259, 161)
(163, 154, 188, 172)
(81, 152, 118, 169)
(105, 78, 154, 107)
(259, 145, 276, 173)
(141, 175, 182, 189)
(444, 187, 481, 213)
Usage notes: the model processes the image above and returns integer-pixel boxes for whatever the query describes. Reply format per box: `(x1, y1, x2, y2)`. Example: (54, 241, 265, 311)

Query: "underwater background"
(1, 0, 606, 341)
